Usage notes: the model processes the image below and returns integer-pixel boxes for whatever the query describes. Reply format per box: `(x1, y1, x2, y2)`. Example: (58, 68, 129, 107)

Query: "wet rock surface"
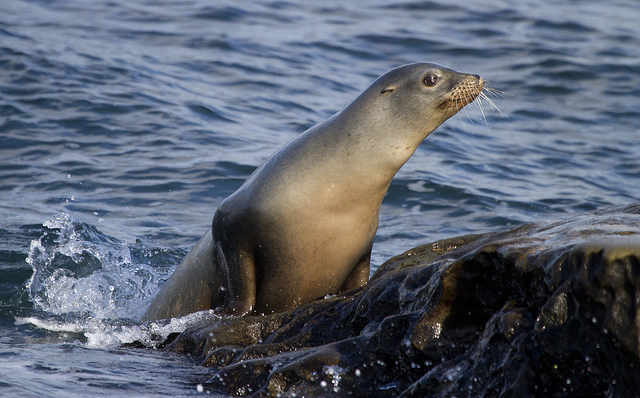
(168, 205, 640, 397)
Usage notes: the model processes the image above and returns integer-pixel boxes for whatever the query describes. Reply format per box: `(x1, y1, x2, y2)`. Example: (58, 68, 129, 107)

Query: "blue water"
(1, 0, 639, 396)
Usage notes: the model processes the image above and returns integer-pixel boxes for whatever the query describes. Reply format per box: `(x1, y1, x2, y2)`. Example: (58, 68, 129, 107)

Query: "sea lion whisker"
(455, 84, 480, 128)
(454, 100, 473, 131)
(475, 94, 490, 128)
(482, 82, 507, 98)
(453, 93, 461, 112)
(459, 104, 476, 131)
(478, 81, 508, 119)
(478, 90, 508, 119)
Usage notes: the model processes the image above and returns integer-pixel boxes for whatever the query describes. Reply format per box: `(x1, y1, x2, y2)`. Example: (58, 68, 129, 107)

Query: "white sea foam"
(16, 309, 223, 348)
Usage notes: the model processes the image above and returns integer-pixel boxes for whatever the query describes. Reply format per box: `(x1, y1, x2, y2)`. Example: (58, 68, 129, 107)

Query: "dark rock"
(168, 204, 640, 397)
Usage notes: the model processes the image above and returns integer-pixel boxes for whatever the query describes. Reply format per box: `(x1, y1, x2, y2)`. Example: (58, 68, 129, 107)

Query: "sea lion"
(142, 62, 483, 321)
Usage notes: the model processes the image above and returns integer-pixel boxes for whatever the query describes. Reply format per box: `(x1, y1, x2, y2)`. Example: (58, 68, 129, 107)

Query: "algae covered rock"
(168, 204, 640, 397)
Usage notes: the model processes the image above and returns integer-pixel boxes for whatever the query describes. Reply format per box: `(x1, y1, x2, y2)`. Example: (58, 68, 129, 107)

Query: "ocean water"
(1, 0, 639, 396)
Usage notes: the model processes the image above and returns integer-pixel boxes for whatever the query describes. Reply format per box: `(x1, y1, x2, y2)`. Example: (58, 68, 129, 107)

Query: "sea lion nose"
(473, 74, 484, 89)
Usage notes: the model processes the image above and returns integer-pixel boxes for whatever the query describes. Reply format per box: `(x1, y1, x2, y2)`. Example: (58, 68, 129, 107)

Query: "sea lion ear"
(380, 86, 395, 94)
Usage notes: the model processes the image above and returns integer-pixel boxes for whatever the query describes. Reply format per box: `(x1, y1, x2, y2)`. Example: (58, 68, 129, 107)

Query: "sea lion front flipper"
(339, 249, 371, 293)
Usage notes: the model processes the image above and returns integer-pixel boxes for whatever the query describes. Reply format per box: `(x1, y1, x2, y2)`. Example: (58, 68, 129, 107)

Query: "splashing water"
(324, 365, 346, 393)
(18, 213, 217, 348)
(25, 213, 158, 320)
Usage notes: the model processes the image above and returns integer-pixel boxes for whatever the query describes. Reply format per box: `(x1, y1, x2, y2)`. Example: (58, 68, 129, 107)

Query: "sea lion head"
(368, 62, 483, 139)
(337, 62, 483, 166)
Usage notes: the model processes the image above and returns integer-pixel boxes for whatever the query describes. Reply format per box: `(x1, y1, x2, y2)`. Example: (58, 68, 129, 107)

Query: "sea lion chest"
(216, 126, 385, 311)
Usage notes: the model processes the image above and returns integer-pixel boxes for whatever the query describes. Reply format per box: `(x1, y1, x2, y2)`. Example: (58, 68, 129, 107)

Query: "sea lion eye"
(423, 75, 439, 87)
